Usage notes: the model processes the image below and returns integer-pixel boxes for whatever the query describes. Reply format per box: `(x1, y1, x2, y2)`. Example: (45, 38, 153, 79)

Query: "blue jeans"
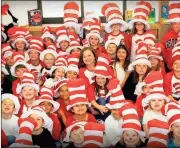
(95, 97, 111, 121)
(7, 135, 16, 146)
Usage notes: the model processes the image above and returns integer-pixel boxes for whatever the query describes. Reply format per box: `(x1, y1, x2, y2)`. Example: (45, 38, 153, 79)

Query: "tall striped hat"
(67, 54, 79, 74)
(144, 30, 156, 46)
(1, 43, 13, 58)
(54, 78, 68, 98)
(41, 26, 56, 42)
(170, 42, 180, 67)
(148, 43, 163, 60)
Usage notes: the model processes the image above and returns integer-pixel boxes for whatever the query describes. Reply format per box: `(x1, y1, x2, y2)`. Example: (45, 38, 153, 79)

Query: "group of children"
(1, 1, 180, 148)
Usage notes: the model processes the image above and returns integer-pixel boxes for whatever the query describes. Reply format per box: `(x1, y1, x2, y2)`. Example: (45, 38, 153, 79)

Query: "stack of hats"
(166, 1, 180, 23)
(1, 57, 9, 75)
(41, 26, 56, 42)
(128, 1, 152, 30)
(63, 1, 80, 33)
(66, 79, 91, 110)
(82, 122, 105, 148)
(148, 43, 163, 61)
(54, 78, 68, 98)
(67, 54, 79, 74)
(1, 43, 13, 59)
(101, 2, 128, 33)
(55, 25, 70, 48)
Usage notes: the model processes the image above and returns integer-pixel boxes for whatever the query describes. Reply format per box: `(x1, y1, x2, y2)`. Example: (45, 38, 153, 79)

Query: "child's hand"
(98, 105, 109, 115)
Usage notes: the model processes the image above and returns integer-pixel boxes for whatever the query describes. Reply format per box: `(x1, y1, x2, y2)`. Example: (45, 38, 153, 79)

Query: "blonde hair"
(44, 53, 55, 60)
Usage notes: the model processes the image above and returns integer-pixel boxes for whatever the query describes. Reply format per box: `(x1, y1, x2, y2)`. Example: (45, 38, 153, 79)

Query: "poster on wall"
(28, 9, 42, 26)
(147, 8, 156, 24)
(161, 5, 168, 24)
(125, 10, 133, 23)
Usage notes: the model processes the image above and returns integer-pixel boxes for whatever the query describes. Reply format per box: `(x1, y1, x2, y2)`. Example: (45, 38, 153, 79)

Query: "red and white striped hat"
(148, 43, 163, 60)
(21, 105, 53, 133)
(35, 86, 60, 112)
(40, 42, 58, 61)
(1, 43, 13, 58)
(55, 25, 70, 48)
(106, 78, 126, 109)
(66, 79, 91, 110)
(41, 26, 56, 41)
(1, 24, 7, 41)
(67, 54, 79, 74)
(10, 51, 30, 77)
(170, 43, 180, 67)
(86, 22, 103, 43)
(94, 53, 112, 78)
(2, 93, 20, 114)
(64, 1, 80, 33)
(51, 55, 68, 73)
(82, 39, 89, 47)
(54, 78, 68, 98)
(1, 57, 9, 75)
(28, 36, 44, 48)
(131, 42, 151, 67)
(101, 2, 128, 33)
(147, 119, 169, 147)
(144, 30, 156, 46)
(82, 122, 105, 148)
(166, 1, 180, 23)
(105, 37, 119, 49)
(27, 43, 43, 54)
(128, 1, 152, 30)
(16, 70, 39, 94)
(174, 32, 180, 47)
(10, 117, 38, 147)
(119, 102, 146, 142)
(162, 102, 180, 128)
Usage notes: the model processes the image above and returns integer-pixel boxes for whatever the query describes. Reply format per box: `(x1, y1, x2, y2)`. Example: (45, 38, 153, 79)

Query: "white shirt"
(105, 114, 123, 146)
(43, 78, 55, 88)
(114, 62, 126, 84)
(2, 115, 19, 137)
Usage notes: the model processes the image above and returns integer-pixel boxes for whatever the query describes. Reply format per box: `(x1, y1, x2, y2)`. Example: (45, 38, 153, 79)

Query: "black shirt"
(1, 77, 12, 94)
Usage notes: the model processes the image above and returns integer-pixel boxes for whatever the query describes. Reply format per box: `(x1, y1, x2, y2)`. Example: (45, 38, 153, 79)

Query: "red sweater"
(12, 78, 21, 97)
(161, 28, 178, 70)
(49, 113, 61, 141)
(92, 45, 108, 55)
(135, 94, 147, 118)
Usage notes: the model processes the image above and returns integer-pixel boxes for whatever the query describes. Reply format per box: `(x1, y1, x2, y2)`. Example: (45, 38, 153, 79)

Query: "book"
(28, 9, 42, 26)
(125, 10, 133, 23)
(161, 5, 168, 24)
(147, 8, 156, 24)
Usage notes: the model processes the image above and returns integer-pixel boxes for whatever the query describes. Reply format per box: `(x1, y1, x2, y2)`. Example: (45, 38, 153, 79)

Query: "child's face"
(44, 53, 55, 68)
(71, 48, 81, 57)
(44, 37, 53, 44)
(54, 68, 65, 80)
(72, 104, 87, 115)
(15, 67, 28, 79)
(107, 43, 117, 55)
(40, 101, 53, 113)
(171, 122, 180, 139)
(149, 57, 159, 68)
(135, 22, 145, 31)
(66, 26, 76, 34)
(173, 60, 180, 72)
(70, 127, 84, 144)
(135, 64, 148, 75)
(60, 40, 69, 51)
(89, 35, 99, 46)
(117, 48, 127, 61)
(66, 71, 78, 80)
(149, 99, 165, 112)
(29, 113, 44, 130)
(21, 86, 36, 100)
(111, 23, 121, 32)
(83, 50, 95, 65)
(122, 130, 140, 147)
(172, 22, 180, 33)
(5, 56, 14, 66)
(96, 76, 106, 87)
(29, 50, 40, 61)
(59, 84, 69, 100)
(2, 98, 15, 114)
(142, 85, 152, 95)
(15, 40, 26, 51)
(111, 109, 121, 120)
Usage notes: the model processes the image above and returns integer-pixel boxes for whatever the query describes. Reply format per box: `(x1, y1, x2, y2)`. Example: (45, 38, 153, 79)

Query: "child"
(35, 87, 61, 145)
(66, 79, 96, 127)
(113, 44, 131, 88)
(128, 1, 153, 62)
(2, 93, 20, 145)
(55, 25, 70, 56)
(20, 105, 55, 147)
(66, 54, 79, 80)
(16, 71, 39, 117)
(87, 54, 113, 122)
(164, 39, 180, 102)
(101, 3, 129, 48)
(105, 37, 119, 65)
(39, 43, 58, 86)
(86, 22, 107, 55)
(78, 47, 98, 86)
(10, 51, 30, 96)
(41, 26, 56, 45)
(161, 1, 180, 71)
(43, 56, 67, 88)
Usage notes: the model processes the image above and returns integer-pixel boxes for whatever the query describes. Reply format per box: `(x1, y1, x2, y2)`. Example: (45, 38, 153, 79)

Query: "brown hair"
(15, 64, 27, 72)
(78, 47, 98, 68)
(132, 23, 146, 35)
